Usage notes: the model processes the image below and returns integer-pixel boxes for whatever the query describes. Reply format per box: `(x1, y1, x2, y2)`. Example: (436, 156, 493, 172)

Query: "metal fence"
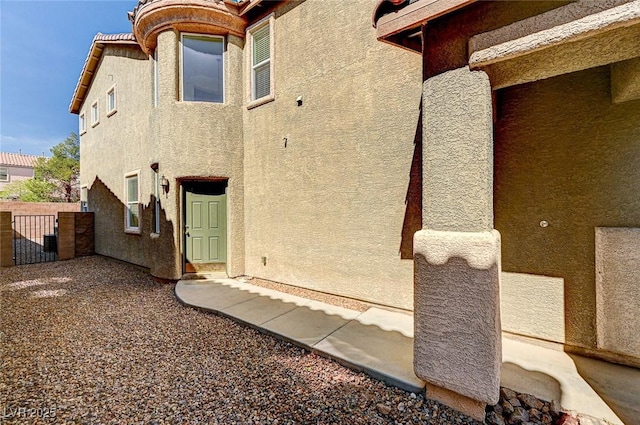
(12, 215, 58, 265)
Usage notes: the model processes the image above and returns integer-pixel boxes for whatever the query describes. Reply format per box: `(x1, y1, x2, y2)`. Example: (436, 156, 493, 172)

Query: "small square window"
(91, 101, 100, 127)
(0, 167, 8, 182)
(107, 85, 117, 116)
(125, 172, 140, 233)
(79, 112, 86, 134)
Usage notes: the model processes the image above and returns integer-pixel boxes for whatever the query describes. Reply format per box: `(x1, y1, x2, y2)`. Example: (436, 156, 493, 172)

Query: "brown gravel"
(1, 256, 481, 424)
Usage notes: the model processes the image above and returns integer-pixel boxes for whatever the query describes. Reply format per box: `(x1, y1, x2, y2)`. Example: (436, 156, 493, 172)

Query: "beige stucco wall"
(79, 44, 153, 269)
(242, 0, 422, 309)
(150, 30, 245, 278)
(494, 65, 640, 350)
(596, 227, 640, 360)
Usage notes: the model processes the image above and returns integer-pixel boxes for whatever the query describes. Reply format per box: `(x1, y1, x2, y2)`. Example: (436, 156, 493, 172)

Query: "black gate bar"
(12, 215, 58, 265)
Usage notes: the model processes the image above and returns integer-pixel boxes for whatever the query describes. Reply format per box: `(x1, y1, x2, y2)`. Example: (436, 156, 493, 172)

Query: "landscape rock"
(509, 406, 530, 424)
(519, 393, 544, 410)
(376, 403, 391, 416)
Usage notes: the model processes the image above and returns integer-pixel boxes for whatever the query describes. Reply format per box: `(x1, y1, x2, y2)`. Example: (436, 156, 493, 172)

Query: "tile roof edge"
(69, 33, 140, 114)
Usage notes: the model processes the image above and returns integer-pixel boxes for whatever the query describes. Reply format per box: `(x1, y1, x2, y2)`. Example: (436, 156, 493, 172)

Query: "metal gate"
(12, 215, 58, 265)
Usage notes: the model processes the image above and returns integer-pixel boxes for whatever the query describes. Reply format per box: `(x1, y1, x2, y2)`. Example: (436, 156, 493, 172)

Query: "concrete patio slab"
(353, 307, 414, 337)
(314, 311, 423, 392)
(176, 280, 259, 310)
(221, 295, 309, 327)
(261, 304, 358, 347)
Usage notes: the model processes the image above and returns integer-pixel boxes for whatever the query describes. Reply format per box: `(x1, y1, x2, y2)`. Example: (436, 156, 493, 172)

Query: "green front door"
(185, 191, 227, 268)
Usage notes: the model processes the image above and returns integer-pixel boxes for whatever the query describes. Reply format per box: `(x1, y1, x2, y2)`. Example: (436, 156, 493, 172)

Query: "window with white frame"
(107, 85, 117, 116)
(79, 112, 86, 134)
(153, 171, 160, 234)
(249, 18, 273, 102)
(91, 100, 99, 127)
(80, 185, 88, 212)
(181, 34, 224, 103)
(125, 172, 140, 233)
(0, 167, 8, 182)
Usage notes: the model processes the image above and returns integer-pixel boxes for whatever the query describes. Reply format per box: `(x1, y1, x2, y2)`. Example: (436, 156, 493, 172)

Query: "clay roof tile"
(0, 152, 42, 168)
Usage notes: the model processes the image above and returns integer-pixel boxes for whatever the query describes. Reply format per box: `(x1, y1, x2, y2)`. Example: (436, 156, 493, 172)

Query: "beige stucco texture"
(151, 30, 246, 278)
(414, 229, 501, 405)
(501, 272, 565, 343)
(80, 45, 154, 269)
(415, 66, 500, 405)
(470, 0, 640, 90)
(422, 67, 493, 233)
(611, 56, 640, 103)
(494, 65, 640, 351)
(596, 227, 640, 360)
(79, 0, 422, 304)
(242, 0, 421, 309)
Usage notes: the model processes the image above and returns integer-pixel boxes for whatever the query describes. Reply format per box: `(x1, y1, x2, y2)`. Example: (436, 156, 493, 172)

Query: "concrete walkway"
(176, 276, 640, 425)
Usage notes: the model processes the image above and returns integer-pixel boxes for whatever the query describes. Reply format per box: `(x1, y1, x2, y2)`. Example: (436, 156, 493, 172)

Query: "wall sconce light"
(161, 175, 170, 194)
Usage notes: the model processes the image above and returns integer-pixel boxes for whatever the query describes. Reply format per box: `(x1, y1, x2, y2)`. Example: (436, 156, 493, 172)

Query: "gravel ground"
(1, 256, 481, 424)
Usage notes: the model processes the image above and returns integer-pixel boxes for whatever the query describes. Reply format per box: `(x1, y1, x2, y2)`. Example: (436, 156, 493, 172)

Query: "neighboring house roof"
(0, 152, 41, 168)
(69, 33, 139, 114)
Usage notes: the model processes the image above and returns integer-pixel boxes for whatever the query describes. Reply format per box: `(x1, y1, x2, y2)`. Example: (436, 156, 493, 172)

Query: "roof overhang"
(237, 0, 264, 16)
(130, 0, 247, 54)
(374, 0, 476, 52)
(69, 34, 139, 114)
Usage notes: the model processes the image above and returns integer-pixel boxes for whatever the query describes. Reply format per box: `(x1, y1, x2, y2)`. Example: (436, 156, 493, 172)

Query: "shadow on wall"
(400, 98, 422, 260)
(501, 362, 562, 404)
(87, 177, 177, 279)
(494, 67, 640, 350)
(569, 354, 640, 425)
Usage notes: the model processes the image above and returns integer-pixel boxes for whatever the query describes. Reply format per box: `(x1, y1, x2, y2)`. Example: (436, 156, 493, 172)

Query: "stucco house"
(71, 0, 640, 419)
(0, 151, 40, 192)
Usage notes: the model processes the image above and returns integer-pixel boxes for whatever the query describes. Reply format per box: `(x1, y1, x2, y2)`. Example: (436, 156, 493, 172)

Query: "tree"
(33, 132, 80, 202)
(0, 179, 56, 202)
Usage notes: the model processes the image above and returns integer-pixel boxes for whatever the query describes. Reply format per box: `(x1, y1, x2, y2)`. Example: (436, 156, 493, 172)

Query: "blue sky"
(1, 0, 137, 156)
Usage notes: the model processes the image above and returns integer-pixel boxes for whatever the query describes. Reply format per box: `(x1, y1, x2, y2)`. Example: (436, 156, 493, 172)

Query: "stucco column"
(414, 66, 501, 420)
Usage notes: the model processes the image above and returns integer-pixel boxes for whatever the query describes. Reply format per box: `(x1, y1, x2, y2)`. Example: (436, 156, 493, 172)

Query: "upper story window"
(0, 167, 8, 182)
(250, 19, 273, 101)
(125, 171, 140, 233)
(106, 85, 117, 116)
(91, 100, 99, 127)
(181, 34, 224, 103)
(79, 112, 86, 135)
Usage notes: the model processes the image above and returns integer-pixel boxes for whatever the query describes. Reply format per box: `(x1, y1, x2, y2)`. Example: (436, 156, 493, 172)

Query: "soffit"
(374, 0, 476, 52)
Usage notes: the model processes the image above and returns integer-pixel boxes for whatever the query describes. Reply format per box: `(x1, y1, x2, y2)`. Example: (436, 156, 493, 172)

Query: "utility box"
(43, 234, 57, 252)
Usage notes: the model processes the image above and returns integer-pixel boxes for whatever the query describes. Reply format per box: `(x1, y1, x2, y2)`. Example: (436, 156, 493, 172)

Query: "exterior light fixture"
(161, 175, 170, 194)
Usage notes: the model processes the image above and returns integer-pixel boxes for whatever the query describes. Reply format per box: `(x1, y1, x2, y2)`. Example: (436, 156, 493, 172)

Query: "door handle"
(185, 231, 190, 237)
